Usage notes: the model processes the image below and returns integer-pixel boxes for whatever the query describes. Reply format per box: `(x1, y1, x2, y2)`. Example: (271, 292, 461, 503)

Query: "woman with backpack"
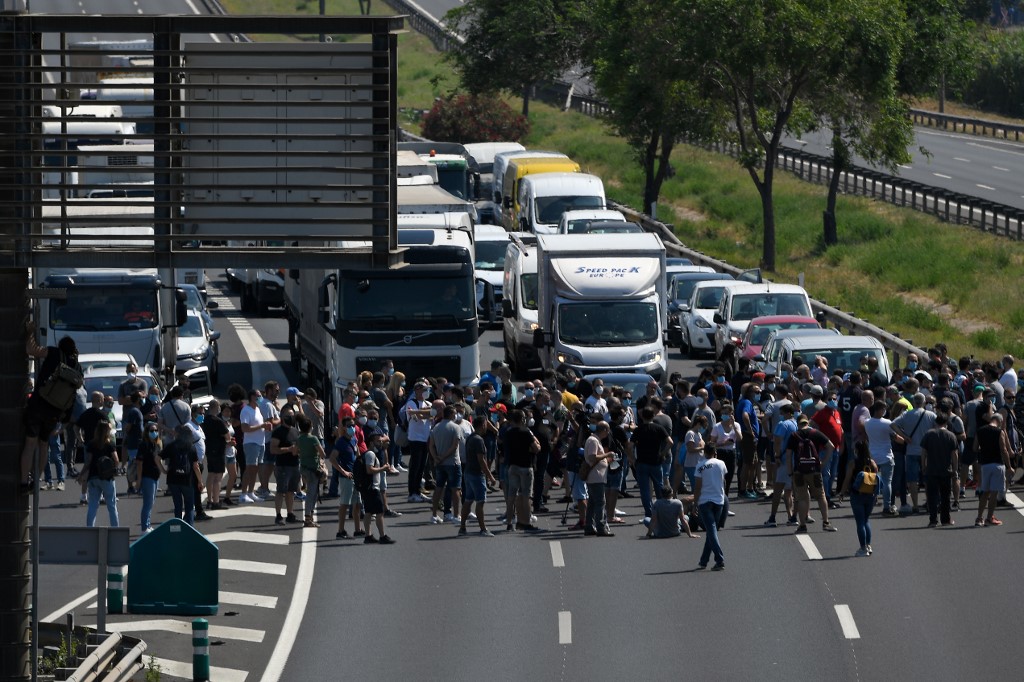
(161, 424, 204, 526)
(137, 421, 164, 533)
(80, 421, 120, 528)
(842, 442, 879, 556)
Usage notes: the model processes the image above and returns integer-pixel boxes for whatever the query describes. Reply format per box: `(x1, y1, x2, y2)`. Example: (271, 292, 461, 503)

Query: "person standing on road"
(693, 446, 727, 570)
(503, 409, 541, 532)
(842, 444, 879, 556)
(920, 413, 959, 528)
(736, 383, 762, 499)
(788, 415, 838, 534)
(765, 403, 798, 528)
(459, 416, 498, 536)
(121, 392, 144, 495)
(161, 424, 203, 526)
(186, 404, 211, 522)
(632, 406, 673, 519)
(238, 389, 270, 503)
(81, 421, 119, 528)
(157, 385, 191, 442)
(709, 403, 741, 499)
(403, 381, 433, 503)
(270, 409, 301, 526)
(974, 407, 1014, 527)
(117, 361, 147, 407)
(202, 400, 230, 510)
(858, 401, 895, 516)
(429, 403, 464, 524)
(360, 428, 395, 544)
(583, 421, 615, 537)
(296, 414, 326, 528)
(891, 393, 936, 514)
(329, 416, 363, 539)
(256, 382, 282, 500)
(137, 422, 164, 533)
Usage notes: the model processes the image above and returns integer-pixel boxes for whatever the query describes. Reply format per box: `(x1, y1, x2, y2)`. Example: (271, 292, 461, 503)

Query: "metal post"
(97, 527, 107, 633)
(192, 618, 210, 681)
(107, 565, 124, 614)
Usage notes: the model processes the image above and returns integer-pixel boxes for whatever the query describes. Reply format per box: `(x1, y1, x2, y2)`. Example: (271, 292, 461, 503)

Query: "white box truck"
(517, 173, 606, 235)
(532, 233, 667, 380)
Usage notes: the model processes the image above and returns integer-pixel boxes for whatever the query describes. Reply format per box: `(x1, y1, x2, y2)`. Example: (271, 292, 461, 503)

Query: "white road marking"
(966, 140, 1024, 157)
(834, 605, 861, 639)
(953, 157, 970, 162)
(898, 164, 913, 170)
(221, 558, 287, 576)
(976, 184, 996, 191)
(1004, 492, 1024, 519)
(205, 505, 278, 518)
(151, 657, 248, 682)
(42, 589, 98, 623)
(98, 619, 265, 643)
(220, 591, 278, 609)
(795, 534, 822, 560)
(205, 531, 291, 546)
(549, 541, 565, 568)
(183, 0, 223, 42)
(260, 526, 318, 682)
(933, 173, 952, 179)
(993, 166, 1010, 172)
(212, 294, 288, 389)
(558, 611, 572, 645)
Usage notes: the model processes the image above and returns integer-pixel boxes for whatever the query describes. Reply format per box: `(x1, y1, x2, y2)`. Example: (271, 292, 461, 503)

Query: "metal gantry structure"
(0, 12, 404, 680)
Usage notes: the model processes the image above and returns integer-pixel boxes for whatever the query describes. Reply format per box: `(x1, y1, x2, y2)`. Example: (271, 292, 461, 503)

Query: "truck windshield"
(521, 274, 538, 311)
(731, 293, 811, 321)
(50, 287, 158, 331)
(536, 195, 604, 225)
(558, 302, 658, 345)
(340, 276, 475, 326)
(474, 241, 508, 271)
(436, 168, 470, 200)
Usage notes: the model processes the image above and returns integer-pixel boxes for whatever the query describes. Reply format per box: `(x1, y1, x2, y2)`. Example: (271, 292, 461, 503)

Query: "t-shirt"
(159, 399, 191, 435)
(787, 428, 832, 470)
(651, 498, 684, 538)
(76, 407, 105, 445)
(430, 419, 464, 467)
(301, 399, 326, 440)
(297, 433, 321, 470)
(86, 443, 116, 480)
(864, 417, 894, 465)
(683, 429, 705, 469)
(465, 433, 486, 475)
(584, 434, 608, 484)
(161, 439, 198, 486)
(920, 427, 958, 475)
(503, 425, 536, 469)
(260, 400, 281, 445)
(271, 424, 300, 467)
(975, 424, 1003, 466)
(773, 418, 798, 466)
(403, 398, 432, 442)
(202, 415, 229, 461)
(139, 438, 161, 480)
(838, 386, 863, 432)
(122, 406, 144, 449)
(810, 407, 843, 449)
(695, 457, 727, 505)
(118, 376, 147, 402)
(736, 397, 760, 437)
(711, 421, 740, 450)
(185, 421, 206, 462)
(331, 435, 359, 472)
(632, 421, 670, 466)
(893, 408, 937, 457)
(239, 404, 264, 445)
(363, 449, 382, 489)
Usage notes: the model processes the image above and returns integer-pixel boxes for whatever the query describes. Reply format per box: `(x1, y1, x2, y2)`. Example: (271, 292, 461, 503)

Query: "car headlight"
(695, 317, 712, 329)
(638, 351, 663, 365)
(191, 344, 210, 361)
(521, 321, 538, 334)
(557, 352, 583, 365)
(729, 334, 742, 344)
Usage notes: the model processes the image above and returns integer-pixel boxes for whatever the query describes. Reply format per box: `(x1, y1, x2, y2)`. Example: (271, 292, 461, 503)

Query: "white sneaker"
(397, 464, 408, 472)
(530, 515, 537, 523)
(56, 481, 65, 491)
(866, 545, 873, 555)
(615, 508, 627, 516)
(726, 510, 736, 517)
(468, 512, 478, 520)
(429, 515, 443, 524)
(239, 494, 255, 504)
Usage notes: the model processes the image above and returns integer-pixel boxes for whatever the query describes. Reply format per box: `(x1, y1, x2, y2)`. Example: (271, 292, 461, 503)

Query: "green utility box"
(126, 519, 218, 615)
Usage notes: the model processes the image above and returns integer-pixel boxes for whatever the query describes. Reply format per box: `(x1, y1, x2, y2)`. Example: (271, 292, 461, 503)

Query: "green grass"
(218, 2, 1024, 360)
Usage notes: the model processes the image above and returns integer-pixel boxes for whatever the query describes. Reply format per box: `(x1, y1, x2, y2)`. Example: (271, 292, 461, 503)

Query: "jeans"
(684, 467, 697, 490)
(86, 478, 119, 527)
(698, 502, 724, 566)
(892, 451, 907, 508)
(407, 441, 429, 496)
(823, 453, 837, 501)
(389, 439, 404, 468)
(300, 468, 319, 519)
(585, 482, 607, 532)
(140, 477, 158, 531)
(849, 492, 874, 548)
(635, 462, 663, 518)
(925, 474, 953, 525)
(44, 444, 65, 483)
(876, 460, 894, 510)
(168, 482, 195, 525)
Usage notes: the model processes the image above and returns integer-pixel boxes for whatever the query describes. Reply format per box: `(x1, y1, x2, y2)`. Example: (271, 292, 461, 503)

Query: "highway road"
(33, 271, 1024, 681)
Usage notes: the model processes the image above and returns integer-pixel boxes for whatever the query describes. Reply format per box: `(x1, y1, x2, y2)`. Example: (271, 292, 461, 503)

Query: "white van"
(501, 233, 539, 378)
(491, 150, 567, 208)
(517, 173, 606, 234)
(713, 282, 813, 357)
(474, 223, 510, 322)
(776, 335, 890, 382)
(681, 280, 749, 357)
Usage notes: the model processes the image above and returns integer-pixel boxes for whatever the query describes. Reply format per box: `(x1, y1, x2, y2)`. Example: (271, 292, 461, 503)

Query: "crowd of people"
(22, 319, 1024, 564)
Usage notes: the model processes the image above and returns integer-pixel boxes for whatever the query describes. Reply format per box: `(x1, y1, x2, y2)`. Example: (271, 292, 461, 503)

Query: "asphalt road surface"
(34, 271, 1024, 681)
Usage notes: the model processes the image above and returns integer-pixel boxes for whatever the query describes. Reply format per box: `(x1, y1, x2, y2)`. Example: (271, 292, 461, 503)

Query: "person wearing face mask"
(157, 385, 191, 442)
(121, 391, 145, 495)
(256, 382, 282, 501)
(137, 422, 164, 533)
(556, 375, 582, 409)
(328, 416, 363, 538)
(238, 389, 269, 504)
(402, 382, 434, 503)
(710, 404, 741, 503)
(270, 408, 302, 526)
(186, 403, 211, 522)
(811, 391, 844, 507)
(585, 381, 608, 417)
(516, 382, 538, 411)
(117, 362, 147, 407)
(428, 404, 464, 525)
(201, 401, 231, 510)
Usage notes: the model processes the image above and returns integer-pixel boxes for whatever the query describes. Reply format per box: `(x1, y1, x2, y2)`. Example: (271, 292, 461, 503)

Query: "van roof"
(782, 334, 883, 350)
(522, 172, 603, 194)
(537, 231, 662, 253)
(725, 282, 809, 295)
(475, 223, 510, 241)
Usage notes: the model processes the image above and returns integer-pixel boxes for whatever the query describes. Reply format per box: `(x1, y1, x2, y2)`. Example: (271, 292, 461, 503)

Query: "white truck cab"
(518, 173, 606, 235)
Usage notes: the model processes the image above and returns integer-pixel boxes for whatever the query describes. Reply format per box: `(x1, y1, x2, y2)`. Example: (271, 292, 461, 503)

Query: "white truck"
(502, 232, 540, 378)
(517, 173, 606, 234)
(532, 233, 667, 380)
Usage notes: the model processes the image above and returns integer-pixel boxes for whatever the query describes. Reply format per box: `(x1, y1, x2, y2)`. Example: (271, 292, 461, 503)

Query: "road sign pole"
(97, 528, 107, 633)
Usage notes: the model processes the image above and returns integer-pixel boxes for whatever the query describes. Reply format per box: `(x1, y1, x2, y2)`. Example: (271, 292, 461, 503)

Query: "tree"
(584, 0, 725, 216)
(443, 0, 582, 116)
(678, 0, 910, 271)
(421, 93, 530, 143)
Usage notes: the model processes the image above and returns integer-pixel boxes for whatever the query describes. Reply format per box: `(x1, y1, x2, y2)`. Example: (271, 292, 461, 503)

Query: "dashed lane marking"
(550, 541, 565, 568)
(976, 184, 996, 191)
(98, 619, 265, 643)
(933, 173, 952, 179)
(558, 611, 572, 645)
(834, 605, 861, 639)
(795, 534, 823, 560)
(993, 166, 1010, 171)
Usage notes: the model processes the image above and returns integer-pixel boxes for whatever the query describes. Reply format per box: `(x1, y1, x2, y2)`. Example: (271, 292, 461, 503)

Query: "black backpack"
(166, 441, 191, 479)
(352, 452, 372, 492)
(792, 431, 820, 474)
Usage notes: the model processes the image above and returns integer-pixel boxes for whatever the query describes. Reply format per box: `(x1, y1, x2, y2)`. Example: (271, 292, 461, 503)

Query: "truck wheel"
(678, 333, 689, 355)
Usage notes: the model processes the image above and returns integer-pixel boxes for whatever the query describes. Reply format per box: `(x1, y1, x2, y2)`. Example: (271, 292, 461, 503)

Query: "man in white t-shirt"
(861, 401, 894, 515)
(256, 382, 282, 499)
(238, 389, 269, 503)
(999, 356, 1017, 395)
(693, 448, 727, 570)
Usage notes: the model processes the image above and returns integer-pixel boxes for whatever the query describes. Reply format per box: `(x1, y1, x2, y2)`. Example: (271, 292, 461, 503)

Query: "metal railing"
(910, 107, 1024, 141)
(37, 621, 146, 682)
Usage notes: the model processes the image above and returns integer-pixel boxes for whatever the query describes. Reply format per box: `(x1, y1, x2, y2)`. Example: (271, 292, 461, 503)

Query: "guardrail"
(38, 621, 146, 681)
(910, 107, 1024, 141)
(383, 0, 461, 51)
(610, 200, 928, 369)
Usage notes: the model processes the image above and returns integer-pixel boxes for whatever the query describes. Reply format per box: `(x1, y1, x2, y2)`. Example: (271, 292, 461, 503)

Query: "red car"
(739, 315, 820, 360)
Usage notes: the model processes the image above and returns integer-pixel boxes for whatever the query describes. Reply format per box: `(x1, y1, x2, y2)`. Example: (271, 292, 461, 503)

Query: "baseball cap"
(489, 404, 507, 414)
(797, 414, 810, 425)
(414, 381, 428, 390)
(285, 386, 301, 397)
(443, 382, 455, 391)
(810, 385, 824, 397)
(751, 372, 766, 382)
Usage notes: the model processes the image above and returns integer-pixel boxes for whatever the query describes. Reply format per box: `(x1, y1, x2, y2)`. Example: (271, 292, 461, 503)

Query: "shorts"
(508, 465, 534, 498)
(275, 465, 300, 493)
(361, 487, 384, 515)
(435, 464, 463, 491)
(337, 476, 356, 506)
(207, 453, 226, 475)
(606, 463, 623, 490)
(980, 463, 1006, 494)
(23, 396, 61, 439)
(243, 442, 265, 466)
(224, 445, 237, 465)
(741, 432, 758, 465)
(464, 472, 487, 502)
(792, 471, 824, 502)
(570, 471, 589, 501)
(905, 455, 921, 483)
(774, 466, 792, 489)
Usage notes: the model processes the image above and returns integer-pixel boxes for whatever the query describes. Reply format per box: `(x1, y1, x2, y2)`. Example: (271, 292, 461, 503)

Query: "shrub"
(421, 93, 530, 143)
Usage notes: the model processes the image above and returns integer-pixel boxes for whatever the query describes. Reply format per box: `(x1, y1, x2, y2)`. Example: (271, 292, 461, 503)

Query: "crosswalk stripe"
(206, 531, 291, 546)
(97, 619, 265, 643)
(1004, 492, 1024, 519)
(795, 534, 822, 560)
(221, 558, 287, 576)
(220, 591, 278, 609)
(208, 506, 279, 518)
(150, 657, 248, 682)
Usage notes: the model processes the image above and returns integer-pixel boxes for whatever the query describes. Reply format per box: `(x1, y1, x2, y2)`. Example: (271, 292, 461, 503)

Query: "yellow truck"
(501, 156, 580, 230)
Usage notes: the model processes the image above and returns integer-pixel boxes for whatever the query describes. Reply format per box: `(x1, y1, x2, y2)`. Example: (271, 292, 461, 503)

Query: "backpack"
(792, 431, 820, 474)
(37, 351, 84, 412)
(166, 441, 191, 478)
(352, 452, 372, 492)
(96, 452, 117, 481)
(855, 470, 878, 494)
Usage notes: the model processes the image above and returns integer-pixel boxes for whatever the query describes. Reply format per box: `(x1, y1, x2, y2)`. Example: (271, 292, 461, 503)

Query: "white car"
(557, 209, 627, 234)
(175, 311, 220, 384)
(681, 281, 749, 357)
(78, 352, 140, 374)
(82, 364, 166, 444)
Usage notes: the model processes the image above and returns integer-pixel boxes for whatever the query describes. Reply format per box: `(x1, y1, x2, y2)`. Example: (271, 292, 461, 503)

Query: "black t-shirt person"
(503, 425, 536, 469)
(272, 424, 300, 467)
(632, 421, 670, 466)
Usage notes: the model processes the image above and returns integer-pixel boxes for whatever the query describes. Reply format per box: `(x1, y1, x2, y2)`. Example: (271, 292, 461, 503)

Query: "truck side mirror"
(533, 328, 547, 349)
(317, 274, 336, 332)
(713, 312, 724, 325)
(815, 310, 827, 327)
(289, 269, 299, 282)
(482, 281, 495, 325)
(501, 299, 513, 318)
